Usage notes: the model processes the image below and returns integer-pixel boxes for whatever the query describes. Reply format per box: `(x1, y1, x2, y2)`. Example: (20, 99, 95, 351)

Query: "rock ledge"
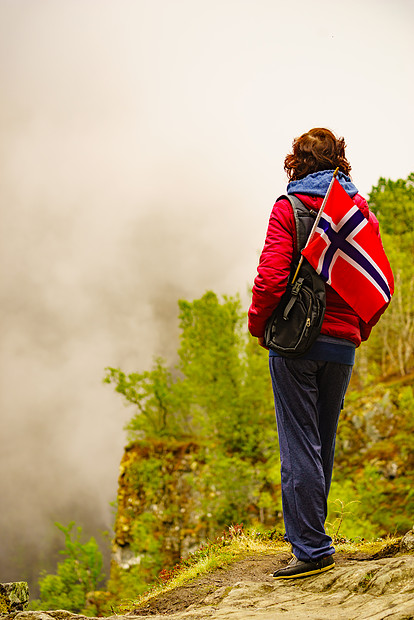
(2, 554, 414, 620)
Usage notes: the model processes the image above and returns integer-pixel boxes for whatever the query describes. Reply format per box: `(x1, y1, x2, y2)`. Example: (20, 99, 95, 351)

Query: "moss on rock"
(0, 582, 29, 612)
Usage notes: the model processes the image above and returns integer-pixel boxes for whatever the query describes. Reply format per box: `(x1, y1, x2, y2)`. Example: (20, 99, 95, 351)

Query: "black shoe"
(273, 555, 335, 579)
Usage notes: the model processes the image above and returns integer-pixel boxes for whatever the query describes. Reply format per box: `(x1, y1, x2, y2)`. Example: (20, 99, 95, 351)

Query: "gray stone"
(0, 583, 29, 613)
(400, 527, 414, 551)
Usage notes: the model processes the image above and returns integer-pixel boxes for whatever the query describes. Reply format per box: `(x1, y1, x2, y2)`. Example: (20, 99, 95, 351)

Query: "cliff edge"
(2, 549, 414, 620)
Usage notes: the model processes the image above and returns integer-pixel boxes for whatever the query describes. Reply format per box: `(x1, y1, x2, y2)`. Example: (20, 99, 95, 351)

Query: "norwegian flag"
(301, 178, 394, 323)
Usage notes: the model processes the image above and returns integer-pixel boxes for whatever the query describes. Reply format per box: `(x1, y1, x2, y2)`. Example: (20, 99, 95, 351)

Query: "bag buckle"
(283, 278, 304, 320)
(291, 278, 304, 296)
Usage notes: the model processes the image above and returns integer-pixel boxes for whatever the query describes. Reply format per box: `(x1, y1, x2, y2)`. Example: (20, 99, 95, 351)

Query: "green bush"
(30, 522, 105, 616)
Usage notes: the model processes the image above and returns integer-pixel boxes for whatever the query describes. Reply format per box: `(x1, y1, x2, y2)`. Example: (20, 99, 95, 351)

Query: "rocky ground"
(3, 550, 414, 620)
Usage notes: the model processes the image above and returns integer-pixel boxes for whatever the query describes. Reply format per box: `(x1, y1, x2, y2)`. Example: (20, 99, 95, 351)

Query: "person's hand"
(258, 336, 269, 350)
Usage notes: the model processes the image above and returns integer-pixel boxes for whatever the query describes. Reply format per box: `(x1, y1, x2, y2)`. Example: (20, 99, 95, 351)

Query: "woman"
(248, 128, 382, 579)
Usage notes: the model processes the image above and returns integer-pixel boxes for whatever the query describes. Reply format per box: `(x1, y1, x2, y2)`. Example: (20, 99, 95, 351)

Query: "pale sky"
(0, 0, 413, 584)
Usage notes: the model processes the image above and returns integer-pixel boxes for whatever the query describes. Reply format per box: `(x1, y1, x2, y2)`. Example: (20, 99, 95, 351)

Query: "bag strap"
(276, 195, 321, 320)
(277, 194, 317, 253)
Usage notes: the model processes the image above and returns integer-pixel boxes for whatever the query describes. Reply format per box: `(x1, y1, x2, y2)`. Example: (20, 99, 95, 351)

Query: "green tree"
(104, 292, 276, 458)
(354, 173, 414, 379)
(105, 293, 280, 597)
(105, 359, 185, 439)
(368, 173, 414, 238)
(329, 381, 414, 538)
(30, 522, 105, 616)
(175, 292, 275, 456)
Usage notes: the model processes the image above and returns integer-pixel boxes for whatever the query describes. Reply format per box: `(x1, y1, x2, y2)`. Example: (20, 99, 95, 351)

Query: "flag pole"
(291, 167, 339, 284)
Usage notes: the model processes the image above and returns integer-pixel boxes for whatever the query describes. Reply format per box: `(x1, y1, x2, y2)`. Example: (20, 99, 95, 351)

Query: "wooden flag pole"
(290, 167, 339, 284)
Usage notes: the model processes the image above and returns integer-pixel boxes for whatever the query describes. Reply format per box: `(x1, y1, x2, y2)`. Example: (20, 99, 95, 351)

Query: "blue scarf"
(287, 170, 358, 198)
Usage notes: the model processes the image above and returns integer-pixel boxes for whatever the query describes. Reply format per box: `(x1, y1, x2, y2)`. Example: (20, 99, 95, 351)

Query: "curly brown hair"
(284, 128, 352, 181)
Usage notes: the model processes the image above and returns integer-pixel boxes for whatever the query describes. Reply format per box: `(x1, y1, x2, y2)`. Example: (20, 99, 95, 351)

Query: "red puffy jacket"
(248, 192, 381, 346)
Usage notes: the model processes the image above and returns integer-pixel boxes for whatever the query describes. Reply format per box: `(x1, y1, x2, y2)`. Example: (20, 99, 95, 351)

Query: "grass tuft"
(118, 524, 287, 612)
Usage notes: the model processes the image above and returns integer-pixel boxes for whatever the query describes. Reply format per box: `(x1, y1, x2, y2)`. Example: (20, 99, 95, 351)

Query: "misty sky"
(0, 0, 413, 585)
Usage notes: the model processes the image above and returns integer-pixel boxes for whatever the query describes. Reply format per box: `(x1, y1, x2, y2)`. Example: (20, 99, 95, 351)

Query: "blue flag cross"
(317, 209, 391, 301)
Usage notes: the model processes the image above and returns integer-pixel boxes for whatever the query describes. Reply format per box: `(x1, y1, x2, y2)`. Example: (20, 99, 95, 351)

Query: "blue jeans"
(269, 356, 353, 562)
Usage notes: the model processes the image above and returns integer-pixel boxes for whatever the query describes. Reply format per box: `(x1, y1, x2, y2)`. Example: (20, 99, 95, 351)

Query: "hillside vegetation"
(31, 174, 414, 615)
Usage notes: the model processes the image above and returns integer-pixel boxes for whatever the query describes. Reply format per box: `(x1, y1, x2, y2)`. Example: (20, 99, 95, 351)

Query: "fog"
(0, 0, 413, 591)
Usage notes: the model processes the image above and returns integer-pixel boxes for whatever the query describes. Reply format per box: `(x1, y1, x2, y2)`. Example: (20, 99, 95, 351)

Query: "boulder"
(0, 583, 29, 613)
(399, 527, 414, 551)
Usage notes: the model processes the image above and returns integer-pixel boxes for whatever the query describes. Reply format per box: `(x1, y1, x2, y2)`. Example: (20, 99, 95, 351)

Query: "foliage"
(353, 173, 414, 380)
(368, 173, 414, 238)
(103, 174, 414, 607)
(29, 522, 106, 616)
(104, 292, 275, 452)
(104, 293, 280, 603)
(105, 293, 278, 535)
(104, 359, 181, 439)
(328, 381, 414, 539)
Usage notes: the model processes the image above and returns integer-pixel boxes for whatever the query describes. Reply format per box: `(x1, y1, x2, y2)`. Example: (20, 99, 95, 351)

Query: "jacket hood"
(287, 169, 358, 198)
(292, 192, 370, 219)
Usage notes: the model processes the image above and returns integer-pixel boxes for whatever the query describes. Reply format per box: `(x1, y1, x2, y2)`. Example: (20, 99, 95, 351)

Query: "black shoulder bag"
(264, 195, 326, 358)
